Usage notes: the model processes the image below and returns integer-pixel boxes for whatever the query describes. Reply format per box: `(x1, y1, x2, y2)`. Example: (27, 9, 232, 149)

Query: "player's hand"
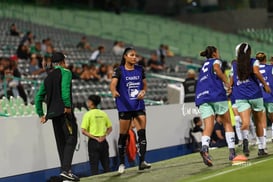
(111, 90, 120, 98)
(224, 82, 231, 95)
(40, 116, 47, 124)
(97, 136, 106, 143)
(64, 107, 71, 114)
(264, 84, 271, 93)
(137, 90, 146, 100)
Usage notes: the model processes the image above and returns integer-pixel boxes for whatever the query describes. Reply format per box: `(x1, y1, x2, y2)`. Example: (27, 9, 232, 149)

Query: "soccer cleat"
(229, 148, 236, 161)
(139, 161, 151, 170)
(258, 149, 268, 157)
(242, 139, 250, 157)
(200, 147, 213, 167)
(60, 171, 80, 181)
(118, 164, 125, 174)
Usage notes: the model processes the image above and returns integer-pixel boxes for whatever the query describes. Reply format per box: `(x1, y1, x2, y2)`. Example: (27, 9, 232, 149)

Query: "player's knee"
(118, 134, 128, 146)
(241, 123, 249, 130)
(137, 129, 146, 142)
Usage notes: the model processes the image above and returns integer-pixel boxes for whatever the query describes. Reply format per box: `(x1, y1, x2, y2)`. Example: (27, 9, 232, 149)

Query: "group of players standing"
(195, 42, 273, 166)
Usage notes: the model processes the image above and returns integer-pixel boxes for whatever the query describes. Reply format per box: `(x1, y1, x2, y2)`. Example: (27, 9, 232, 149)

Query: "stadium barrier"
(0, 103, 199, 181)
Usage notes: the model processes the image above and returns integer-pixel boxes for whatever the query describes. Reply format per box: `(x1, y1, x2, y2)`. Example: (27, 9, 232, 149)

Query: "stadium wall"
(0, 103, 199, 181)
(177, 8, 268, 33)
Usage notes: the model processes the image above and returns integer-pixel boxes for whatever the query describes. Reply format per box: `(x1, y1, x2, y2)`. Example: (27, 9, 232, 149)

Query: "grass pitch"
(80, 142, 273, 182)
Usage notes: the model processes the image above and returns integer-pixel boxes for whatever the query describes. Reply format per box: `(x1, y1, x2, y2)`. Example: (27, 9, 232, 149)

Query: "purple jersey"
(231, 58, 262, 100)
(113, 65, 145, 112)
(259, 64, 273, 103)
(195, 58, 227, 106)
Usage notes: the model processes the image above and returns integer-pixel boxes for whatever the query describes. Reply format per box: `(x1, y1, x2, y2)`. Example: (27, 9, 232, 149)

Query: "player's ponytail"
(236, 43, 251, 81)
(200, 46, 217, 59)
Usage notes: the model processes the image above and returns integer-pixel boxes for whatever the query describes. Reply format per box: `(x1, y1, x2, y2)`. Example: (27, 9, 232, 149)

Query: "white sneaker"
(60, 171, 80, 181)
(118, 164, 125, 174)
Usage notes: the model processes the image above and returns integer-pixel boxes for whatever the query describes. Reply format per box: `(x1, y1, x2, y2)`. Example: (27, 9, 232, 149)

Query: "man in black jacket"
(35, 52, 79, 181)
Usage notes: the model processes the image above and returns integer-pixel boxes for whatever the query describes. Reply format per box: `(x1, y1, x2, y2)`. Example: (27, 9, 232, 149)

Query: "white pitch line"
(196, 157, 273, 181)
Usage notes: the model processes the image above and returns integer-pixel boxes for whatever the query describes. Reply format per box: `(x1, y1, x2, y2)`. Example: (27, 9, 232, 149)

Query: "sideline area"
(80, 141, 273, 182)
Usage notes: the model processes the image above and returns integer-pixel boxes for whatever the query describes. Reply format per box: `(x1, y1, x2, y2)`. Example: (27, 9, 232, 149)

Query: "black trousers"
(88, 138, 110, 175)
(52, 114, 78, 172)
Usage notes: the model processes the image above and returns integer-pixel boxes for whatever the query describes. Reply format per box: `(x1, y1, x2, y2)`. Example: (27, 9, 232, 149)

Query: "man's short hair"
(88, 95, 101, 106)
(193, 117, 201, 125)
(51, 52, 65, 63)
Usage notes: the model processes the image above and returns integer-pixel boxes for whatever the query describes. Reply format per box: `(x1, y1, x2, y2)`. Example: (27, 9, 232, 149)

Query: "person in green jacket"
(35, 52, 79, 181)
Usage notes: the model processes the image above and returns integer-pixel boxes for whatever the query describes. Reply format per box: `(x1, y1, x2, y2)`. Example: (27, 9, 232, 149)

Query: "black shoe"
(229, 148, 236, 161)
(200, 146, 213, 167)
(60, 171, 80, 181)
(243, 139, 249, 157)
(258, 149, 268, 157)
(139, 161, 151, 170)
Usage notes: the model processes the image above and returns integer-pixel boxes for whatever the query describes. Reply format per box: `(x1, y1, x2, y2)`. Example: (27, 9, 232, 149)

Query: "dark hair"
(113, 40, 119, 46)
(98, 45, 104, 51)
(120, 47, 136, 65)
(88, 95, 101, 106)
(51, 52, 65, 63)
(237, 43, 251, 81)
(193, 117, 201, 125)
(221, 61, 230, 72)
(200, 46, 217, 59)
(256, 52, 266, 63)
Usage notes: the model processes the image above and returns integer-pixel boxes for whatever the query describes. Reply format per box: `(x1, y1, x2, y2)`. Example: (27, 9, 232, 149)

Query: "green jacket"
(35, 66, 72, 119)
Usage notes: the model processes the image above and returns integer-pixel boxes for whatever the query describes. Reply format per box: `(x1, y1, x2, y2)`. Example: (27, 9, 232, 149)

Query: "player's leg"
(100, 140, 110, 173)
(88, 138, 100, 175)
(134, 111, 151, 170)
(251, 98, 267, 156)
(60, 114, 79, 181)
(117, 112, 132, 173)
(216, 101, 236, 160)
(198, 103, 214, 166)
(232, 106, 243, 146)
(236, 100, 251, 157)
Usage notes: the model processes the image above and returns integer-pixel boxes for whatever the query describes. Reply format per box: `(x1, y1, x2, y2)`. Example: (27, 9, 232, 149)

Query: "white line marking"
(196, 157, 273, 181)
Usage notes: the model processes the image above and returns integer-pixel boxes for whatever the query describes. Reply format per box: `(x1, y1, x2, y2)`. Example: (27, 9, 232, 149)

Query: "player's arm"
(215, 130, 225, 140)
(61, 68, 72, 113)
(137, 67, 147, 99)
(253, 63, 271, 93)
(109, 67, 121, 97)
(214, 61, 230, 93)
(110, 77, 120, 97)
(106, 126, 113, 136)
(105, 114, 113, 136)
(35, 82, 47, 123)
(229, 65, 234, 88)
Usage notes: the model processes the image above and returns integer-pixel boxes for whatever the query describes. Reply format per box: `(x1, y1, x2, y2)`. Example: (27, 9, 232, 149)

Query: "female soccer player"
(230, 43, 270, 157)
(195, 46, 236, 166)
(110, 47, 151, 174)
(257, 52, 273, 151)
